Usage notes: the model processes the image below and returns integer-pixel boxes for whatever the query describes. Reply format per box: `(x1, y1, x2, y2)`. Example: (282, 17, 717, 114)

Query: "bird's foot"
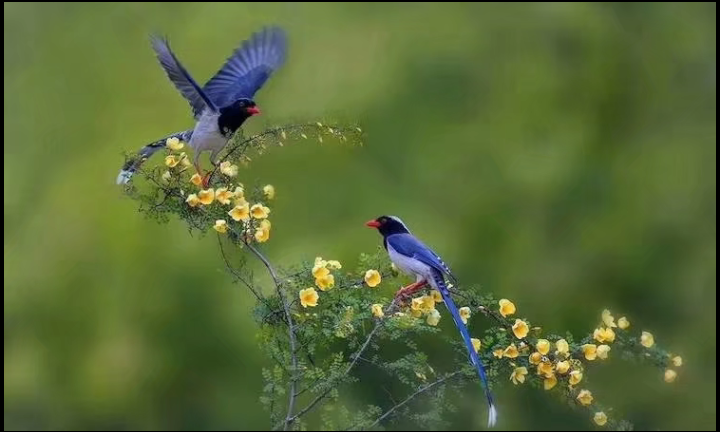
(394, 280, 428, 307)
(201, 171, 212, 188)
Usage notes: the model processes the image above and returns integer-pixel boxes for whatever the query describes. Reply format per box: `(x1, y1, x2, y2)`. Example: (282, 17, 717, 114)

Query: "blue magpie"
(116, 26, 288, 187)
(366, 215, 498, 428)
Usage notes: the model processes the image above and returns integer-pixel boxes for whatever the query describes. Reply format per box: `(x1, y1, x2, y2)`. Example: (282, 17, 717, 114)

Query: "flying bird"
(366, 215, 498, 428)
(116, 26, 288, 187)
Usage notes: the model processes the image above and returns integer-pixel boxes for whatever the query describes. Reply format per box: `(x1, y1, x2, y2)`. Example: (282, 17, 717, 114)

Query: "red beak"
(247, 106, 261, 116)
(365, 219, 381, 228)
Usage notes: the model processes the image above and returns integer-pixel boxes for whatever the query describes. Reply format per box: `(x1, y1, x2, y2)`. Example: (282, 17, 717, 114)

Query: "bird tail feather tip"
(488, 403, 498, 428)
(116, 169, 133, 185)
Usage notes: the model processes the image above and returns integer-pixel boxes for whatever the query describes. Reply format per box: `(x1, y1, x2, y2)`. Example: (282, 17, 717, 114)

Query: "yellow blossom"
(672, 356, 683, 367)
(312, 264, 330, 279)
(510, 366, 528, 385)
(180, 152, 191, 167)
(315, 274, 335, 291)
(263, 184, 275, 199)
(411, 297, 424, 311)
(641, 331, 655, 348)
(371, 304, 384, 318)
(426, 309, 441, 326)
(596, 344, 611, 360)
(569, 370, 583, 385)
(576, 389, 593, 406)
(220, 161, 238, 177)
(419, 295, 436, 313)
(314, 256, 326, 266)
(364, 269, 381, 287)
(544, 374, 558, 390)
(529, 352, 543, 365)
(327, 260, 342, 270)
(471, 338, 481, 353)
(512, 319, 529, 339)
(228, 204, 250, 221)
(556, 361, 570, 374)
(594, 412, 608, 426)
(602, 309, 617, 328)
(186, 194, 201, 207)
(410, 308, 423, 318)
(255, 227, 270, 243)
(299, 288, 319, 308)
(190, 173, 202, 186)
(165, 137, 184, 150)
(504, 344, 519, 358)
(161, 171, 172, 182)
(459, 307, 471, 324)
(215, 187, 234, 205)
(493, 349, 504, 359)
(536, 339, 550, 355)
(429, 290, 443, 303)
(232, 186, 245, 199)
(260, 219, 271, 231)
(664, 369, 677, 383)
(499, 299, 516, 317)
(213, 220, 227, 234)
(165, 155, 180, 167)
(556, 338, 570, 357)
(537, 361, 554, 378)
(593, 327, 616, 343)
(198, 189, 215, 205)
(582, 344, 598, 360)
(618, 316, 630, 329)
(250, 204, 270, 219)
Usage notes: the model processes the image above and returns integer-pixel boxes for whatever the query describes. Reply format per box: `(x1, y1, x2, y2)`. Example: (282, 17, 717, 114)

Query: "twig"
(217, 235, 266, 302)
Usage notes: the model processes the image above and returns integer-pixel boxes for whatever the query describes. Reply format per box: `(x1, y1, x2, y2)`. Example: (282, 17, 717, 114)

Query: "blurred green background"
(4, 2, 716, 430)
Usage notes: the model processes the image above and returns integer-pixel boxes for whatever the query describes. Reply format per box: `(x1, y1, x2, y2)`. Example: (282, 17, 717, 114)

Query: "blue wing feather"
(386, 234, 457, 283)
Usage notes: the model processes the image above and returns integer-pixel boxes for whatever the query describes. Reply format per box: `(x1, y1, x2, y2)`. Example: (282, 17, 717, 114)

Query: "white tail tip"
(116, 170, 132, 185)
(487, 404, 498, 428)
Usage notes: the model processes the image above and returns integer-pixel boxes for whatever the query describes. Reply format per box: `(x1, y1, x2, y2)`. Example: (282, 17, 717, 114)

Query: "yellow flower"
(299, 288, 319, 308)
(430, 290, 443, 303)
(165, 155, 180, 167)
(220, 161, 238, 177)
(213, 220, 227, 234)
(411, 297, 424, 311)
(190, 173, 202, 186)
(410, 308, 423, 318)
(569, 370, 583, 385)
(312, 264, 330, 279)
(504, 344, 519, 359)
(471, 338, 481, 353)
(664, 369, 677, 383)
(512, 319, 529, 339)
(419, 295, 436, 313)
(228, 204, 250, 221)
(537, 361, 554, 378)
(198, 189, 215, 205)
(260, 219, 271, 231)
(371, 304, 384, 318)
(529, 352, 543, 365)
(672, 356, 683, 367)
(576, 389, 593, 406)
(544, 374, 558, 390)
(233, 186, 245, 200)
(215, 187, 234, 205)
(493, 349, 504, 359)
(165, 137, 184, 150)
(459, 307, 471, 324)
(556, 339, 570, 357)
(593, 327, 616, 343)
(179, 152, 191, 167)
(593, 412, 608, 426)
(499, 299, 516, 317)
(185, 194, 201, 207)
(641, 331, 655, 348)
(536, 339, 551, 355)
(364, 269, 381, 287)
(601, 309, 617, 328)
(263, 184, 275, 199)
(596, 344, 611, 360)
(327, 260, 342, 270)
(618, 316, 630, 330)
(161, 171, 172, 182)
(582, 344, 598, 360)
(426, 309, 441, 326)
(315, 274, 335, 291)
(556, 360, 570, 374)
(255, 227, 270, 243)
(510, 366, 528, 385)
(250, 204, 270, 219)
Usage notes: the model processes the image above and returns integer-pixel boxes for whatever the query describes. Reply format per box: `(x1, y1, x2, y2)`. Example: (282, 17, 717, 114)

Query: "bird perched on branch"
(116, 26, 288, 187)
(366, 215, 498, 428)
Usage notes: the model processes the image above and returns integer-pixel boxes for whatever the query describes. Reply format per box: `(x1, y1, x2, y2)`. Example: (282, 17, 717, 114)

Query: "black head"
(365, 215, 411, 237)
(218, 98, 261, 137)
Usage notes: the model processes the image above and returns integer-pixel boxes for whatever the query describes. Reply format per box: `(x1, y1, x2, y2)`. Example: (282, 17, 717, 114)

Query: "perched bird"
(116, 26, 288, 187)
(366, 215, 497, 428)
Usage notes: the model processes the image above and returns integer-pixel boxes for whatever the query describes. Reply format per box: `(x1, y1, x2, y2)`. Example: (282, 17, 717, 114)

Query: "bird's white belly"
(190, 111, 228, 154)
(388, 244, 435, 284)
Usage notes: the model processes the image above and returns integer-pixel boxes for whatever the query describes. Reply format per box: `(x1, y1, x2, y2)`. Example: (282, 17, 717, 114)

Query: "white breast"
(190, 110, 228, 154)
(388, 243, 437, 286)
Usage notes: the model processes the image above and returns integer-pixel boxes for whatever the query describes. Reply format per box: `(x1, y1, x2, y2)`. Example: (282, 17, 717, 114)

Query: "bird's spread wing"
(202, 26, 288, 107)
(386, 233, 458, 283)
(150, 35, 217, 118)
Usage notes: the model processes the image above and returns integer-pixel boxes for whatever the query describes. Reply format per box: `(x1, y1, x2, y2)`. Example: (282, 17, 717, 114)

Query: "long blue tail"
(434, 273, 497, 428)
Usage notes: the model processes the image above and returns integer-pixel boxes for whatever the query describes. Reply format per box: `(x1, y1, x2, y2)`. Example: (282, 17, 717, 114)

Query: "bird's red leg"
(395, 280, 429, 306)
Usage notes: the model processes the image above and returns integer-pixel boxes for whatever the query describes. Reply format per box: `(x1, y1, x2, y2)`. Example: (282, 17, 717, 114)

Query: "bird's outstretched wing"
(202, 26, 288, 108)
(150, 35, 217, 118)
(386, 233, 458, 284)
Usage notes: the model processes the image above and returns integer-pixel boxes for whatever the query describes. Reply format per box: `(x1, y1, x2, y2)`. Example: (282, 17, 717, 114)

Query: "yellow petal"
(593, 412, 608, 426)
(198, 189, 215, 205)
(601, 309, 617, 328)
(510, 366, 528, 385)
(493, 349, 504, 359)
(459, 307, 471, 325)
(471, 338, 481, 353)
(512, 319, 529, 339)
(220, 161, 238, 177)
(299, 288, 319, 308)
(618, 316, 630, 330)
(228, 204, 250, 221)
(544, 374, 557, 390)
(556, 361, 570, 374)
(254, 227, 270, 243)
(536, 339, 550, 355)
(165, 137, 184, 151)
(364, 269, 381, 288)
(315, 274, 335, 291)
(529, 352, 542, 365)
(213, 219, 227, 234)
(164, 155, 179, 167)
(576, 389, 593, 406)
(596, 344, 611, 360)
(537, 361, 554, 378)
(260, 219, 271, 231)
(371, 304, 384, 318)
(312, 265, 330, 279)
(250, 203, 270, 219)
(641, 331, 655, 348)
(672, 356, 683, 367)
(569, 370, 583, 385)
(326, 260, 342, 270)
(215, 187, 234, 205)
(161, 171, 172, 182)
(190, 173, 202, 186)
(503, 344, 519, 359)
(263, 184, 275, 200)
(185, 194, 201, 207)
(430, 290, 443, 303)
(582, 344, 598, 361)
(555, 338, 570, 357)
(664, 369, 677, 383)
(426, 309, 441, 326)
(499, 299, 516, 317)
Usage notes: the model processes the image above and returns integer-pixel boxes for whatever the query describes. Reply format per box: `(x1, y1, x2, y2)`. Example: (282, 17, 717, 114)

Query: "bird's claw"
(201, 171, 212, 188)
